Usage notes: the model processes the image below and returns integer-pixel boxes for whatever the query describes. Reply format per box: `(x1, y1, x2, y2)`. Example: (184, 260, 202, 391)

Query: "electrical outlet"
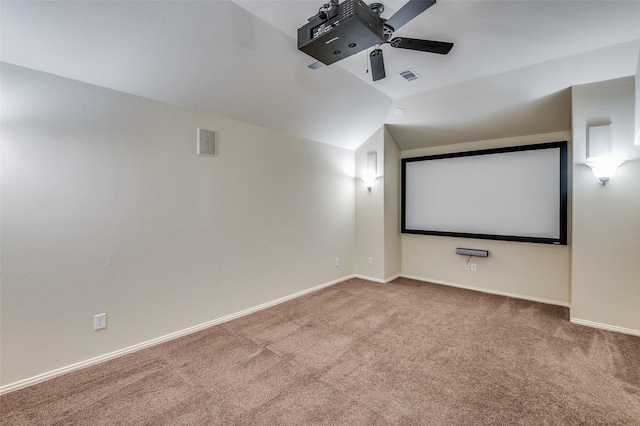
(368, 257, 373, 265)
(471, 263, 477, 272)
(94, 313, 107, 330)
(335, 258, 340, 267)
(464, 262, 470, 271)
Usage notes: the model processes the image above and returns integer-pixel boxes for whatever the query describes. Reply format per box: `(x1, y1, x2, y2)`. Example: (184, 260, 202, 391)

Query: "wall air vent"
(397, 68, 421, 82)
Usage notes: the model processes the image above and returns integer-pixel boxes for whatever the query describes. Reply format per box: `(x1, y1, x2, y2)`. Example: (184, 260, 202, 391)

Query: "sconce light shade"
(586, 123, 623, 185)
(362, 170, 377, 191)
(586, 158, 624, 185)
(362, 151, 378, 191)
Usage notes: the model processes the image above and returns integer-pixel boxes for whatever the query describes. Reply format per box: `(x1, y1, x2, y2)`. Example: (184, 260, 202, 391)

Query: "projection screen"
(401, 141, 568, 245)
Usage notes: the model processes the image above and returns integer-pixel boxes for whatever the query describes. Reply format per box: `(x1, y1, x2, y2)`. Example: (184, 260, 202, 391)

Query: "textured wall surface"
(355, 128, 385, 281)
(1, 63, 356, 386)
(400, 132, 572, 306)
(571, 76, 640, 334)
(383, 127, 401, 281)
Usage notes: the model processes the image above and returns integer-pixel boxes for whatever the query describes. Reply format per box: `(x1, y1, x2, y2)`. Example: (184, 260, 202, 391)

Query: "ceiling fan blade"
(308, 61, 325, 70)
(386, 0, 436, 31)
(370, 49, 386, 81)
(390, 37, 453, 55)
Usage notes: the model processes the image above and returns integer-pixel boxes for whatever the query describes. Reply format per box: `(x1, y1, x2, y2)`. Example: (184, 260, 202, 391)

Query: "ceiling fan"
(297, 0, 454, 82)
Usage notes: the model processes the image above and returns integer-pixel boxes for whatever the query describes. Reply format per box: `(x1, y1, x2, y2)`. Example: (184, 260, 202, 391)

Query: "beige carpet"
(2, 277, 640, 425)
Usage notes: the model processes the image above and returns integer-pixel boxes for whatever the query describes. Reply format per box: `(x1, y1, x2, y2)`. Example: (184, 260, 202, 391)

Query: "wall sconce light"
(586, 157, 624, 185)
(586, 123, 623, 185)
(362, 151, 379, 191)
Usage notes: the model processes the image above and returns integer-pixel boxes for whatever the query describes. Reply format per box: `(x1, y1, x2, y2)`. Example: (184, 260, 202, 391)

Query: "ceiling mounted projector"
(297, 0, 454, 81)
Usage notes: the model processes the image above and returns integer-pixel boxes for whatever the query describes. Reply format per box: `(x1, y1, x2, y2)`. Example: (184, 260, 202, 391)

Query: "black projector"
(297, 0, 385, 66)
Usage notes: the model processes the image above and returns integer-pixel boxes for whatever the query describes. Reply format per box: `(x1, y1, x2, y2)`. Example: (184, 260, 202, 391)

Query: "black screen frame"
(401, 141, 568, 245)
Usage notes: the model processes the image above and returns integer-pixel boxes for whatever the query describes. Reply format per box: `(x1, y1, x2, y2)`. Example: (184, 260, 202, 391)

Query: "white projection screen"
(401, 142, 568, 245)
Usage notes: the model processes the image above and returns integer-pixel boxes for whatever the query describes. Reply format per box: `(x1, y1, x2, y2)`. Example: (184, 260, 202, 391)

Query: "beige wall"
(571, 76, 640, 334)
(3, 62, 639, 392)
(1, 63, 356, 387)
(355, 128, 385, 281)
(354, 126, 401, 282)
(400, 132, 572, 306)
(636, 52, 640, 145)
(383, 127, 401, 281)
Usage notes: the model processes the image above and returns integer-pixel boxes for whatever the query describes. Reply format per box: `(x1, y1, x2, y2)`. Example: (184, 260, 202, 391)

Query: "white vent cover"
(197, 128, 217, 157)
(397, 68, 421, 82)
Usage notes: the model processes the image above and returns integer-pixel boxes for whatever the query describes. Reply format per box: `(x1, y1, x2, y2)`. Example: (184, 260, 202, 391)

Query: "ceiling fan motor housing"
(297, 0, 385, 66)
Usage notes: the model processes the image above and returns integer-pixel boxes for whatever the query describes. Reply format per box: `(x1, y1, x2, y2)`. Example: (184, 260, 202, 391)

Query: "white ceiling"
(2, 1, 640, 151)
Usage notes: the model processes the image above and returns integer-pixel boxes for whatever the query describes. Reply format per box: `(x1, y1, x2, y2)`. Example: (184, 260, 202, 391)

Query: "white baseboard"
(0, 275, 355, 396)
(353, 273, 400, 284)
(398, 275, 640, 337)
(353, 274, 384, 283)
(570, 317, 640, 337)
(384, 273, 401, 283)
(399, 274, 571, 308)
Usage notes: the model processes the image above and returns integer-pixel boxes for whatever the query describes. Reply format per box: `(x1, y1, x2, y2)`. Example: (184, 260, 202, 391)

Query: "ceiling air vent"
(397, 68, 421, 82)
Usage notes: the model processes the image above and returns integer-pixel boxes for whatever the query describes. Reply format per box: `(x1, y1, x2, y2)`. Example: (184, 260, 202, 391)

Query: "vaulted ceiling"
(2, 1, 640, 150)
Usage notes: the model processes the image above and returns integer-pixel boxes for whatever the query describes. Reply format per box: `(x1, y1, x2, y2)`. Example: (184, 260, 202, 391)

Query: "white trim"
(352, 274, 400, 284)
(570, 317, 640, 337)
(353, 274, 385, 283)
(384, 273, 401, 283)
(399, 274, 571, 308)
(0, 275, 354, 396)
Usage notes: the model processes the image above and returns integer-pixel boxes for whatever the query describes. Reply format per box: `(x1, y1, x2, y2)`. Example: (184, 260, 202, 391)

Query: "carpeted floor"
(2, 277, 640, 425)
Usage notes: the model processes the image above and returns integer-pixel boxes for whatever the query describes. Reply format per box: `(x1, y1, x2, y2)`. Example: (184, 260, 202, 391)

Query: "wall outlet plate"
(94, 313, 107, 330)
